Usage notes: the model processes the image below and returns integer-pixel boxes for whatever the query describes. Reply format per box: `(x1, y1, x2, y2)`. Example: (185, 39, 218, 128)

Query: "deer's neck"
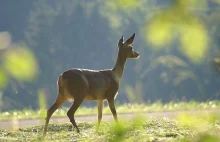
(112, 51, 127, 81)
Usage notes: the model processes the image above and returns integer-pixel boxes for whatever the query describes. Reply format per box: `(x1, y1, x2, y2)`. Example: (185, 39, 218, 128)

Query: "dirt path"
(0, 109, 219, 130)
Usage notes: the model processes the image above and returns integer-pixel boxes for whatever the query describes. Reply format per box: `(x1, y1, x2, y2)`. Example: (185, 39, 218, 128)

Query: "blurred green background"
(0, 0, 219, 111)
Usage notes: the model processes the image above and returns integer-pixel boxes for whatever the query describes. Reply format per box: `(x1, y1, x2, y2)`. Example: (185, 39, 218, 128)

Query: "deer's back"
(61, 69, 118, 100)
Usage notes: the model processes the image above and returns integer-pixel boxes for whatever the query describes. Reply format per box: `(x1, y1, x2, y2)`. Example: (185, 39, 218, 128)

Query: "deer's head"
(118, 33, 139, 59)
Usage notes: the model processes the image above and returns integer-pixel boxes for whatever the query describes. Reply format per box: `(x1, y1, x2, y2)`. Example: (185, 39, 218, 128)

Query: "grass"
(0, 114, 219, 142)
(0, 100, 220, 120)
(0, 100, 220, 142)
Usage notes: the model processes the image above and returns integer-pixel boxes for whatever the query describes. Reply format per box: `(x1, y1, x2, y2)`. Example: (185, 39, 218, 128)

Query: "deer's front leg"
(97, 100, 104, 126)
(107, 98, 118, 123)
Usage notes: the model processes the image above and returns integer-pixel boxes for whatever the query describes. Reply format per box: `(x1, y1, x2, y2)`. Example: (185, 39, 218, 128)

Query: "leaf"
(37, 89, 47, 119)
(145, 16, 173, 49)
(3, 46, 39, 81)
(179, 20, 208, 64)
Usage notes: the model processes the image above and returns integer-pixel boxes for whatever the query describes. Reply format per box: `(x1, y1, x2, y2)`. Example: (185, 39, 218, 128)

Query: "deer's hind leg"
(43, 94, 67, 137)
(67, 96, 84, 133)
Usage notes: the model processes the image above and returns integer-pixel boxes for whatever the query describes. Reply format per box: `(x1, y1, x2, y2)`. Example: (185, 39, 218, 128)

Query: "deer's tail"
(57, 75, 64, 94)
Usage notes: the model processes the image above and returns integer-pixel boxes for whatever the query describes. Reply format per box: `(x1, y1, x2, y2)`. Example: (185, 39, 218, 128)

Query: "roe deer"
(43, 33, 139, 136)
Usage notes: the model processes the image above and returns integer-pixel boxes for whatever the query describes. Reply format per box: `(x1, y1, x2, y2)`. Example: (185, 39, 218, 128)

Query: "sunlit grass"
(0, 115, 219, 142)
(0, 100, 219, 121)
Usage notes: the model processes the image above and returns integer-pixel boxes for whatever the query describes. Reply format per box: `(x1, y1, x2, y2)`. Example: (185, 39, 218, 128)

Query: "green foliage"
(146, 15, 174, 49)
(108, 122, 127, 142)
(141, 55, 197, 86)
(125, 85, 137, 103)
(125, 81, 143, 103)
(3, 46, 38, 81)
(0, 31, 38, 90)
(179, 20, 208, 64)
(1, 0, 219, 110)
(146, 0, 209, 64)
(37, 89, 47, 119)
(100, 0, 214, 64)
(99, 0, 146, 31)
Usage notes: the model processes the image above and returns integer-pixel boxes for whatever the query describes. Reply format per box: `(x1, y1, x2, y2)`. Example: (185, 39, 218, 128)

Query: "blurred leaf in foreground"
(146, 15, 174, 49)
(145, 0, 209, 64)
(179, 20, 208, 64)
(108, 122, 127, 142)
(3, 45, 39, 81)
(38, 88, 47, 119)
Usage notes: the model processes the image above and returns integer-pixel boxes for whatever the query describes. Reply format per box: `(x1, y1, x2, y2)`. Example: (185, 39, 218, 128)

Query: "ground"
(0, 101, 220, 142)
(0, 118, 193, 142)
(0, 112, 220, 142)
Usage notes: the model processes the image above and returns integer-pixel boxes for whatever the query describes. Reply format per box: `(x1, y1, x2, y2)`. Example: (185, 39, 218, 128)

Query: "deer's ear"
(118, 35, 124, 47)
(125, 33, 135, 45)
